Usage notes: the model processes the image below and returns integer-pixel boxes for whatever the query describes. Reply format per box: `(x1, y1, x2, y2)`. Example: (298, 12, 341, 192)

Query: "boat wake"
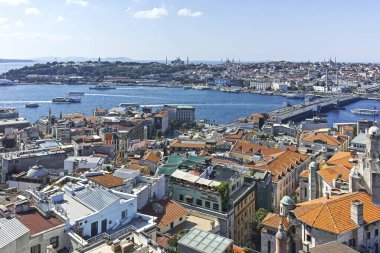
(85, 93, 159, 99)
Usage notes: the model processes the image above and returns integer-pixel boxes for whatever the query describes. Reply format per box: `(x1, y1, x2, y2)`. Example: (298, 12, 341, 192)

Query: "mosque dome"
(368, 126, 379, 136)
(280, 195, 295, 206)
(26, 165, 48, 179)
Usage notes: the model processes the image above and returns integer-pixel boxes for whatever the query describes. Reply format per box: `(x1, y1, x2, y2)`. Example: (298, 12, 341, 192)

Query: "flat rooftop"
(18, 209, 63, 236)
(209, 165, 239, 182)
(59, 193, 94, 225)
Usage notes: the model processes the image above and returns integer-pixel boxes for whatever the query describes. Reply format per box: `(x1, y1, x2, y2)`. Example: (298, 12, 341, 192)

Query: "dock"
(266, 95, 362, 123)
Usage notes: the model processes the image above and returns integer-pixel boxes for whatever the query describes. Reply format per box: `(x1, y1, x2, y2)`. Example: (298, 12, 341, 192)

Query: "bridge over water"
(266, 95, 362, 123)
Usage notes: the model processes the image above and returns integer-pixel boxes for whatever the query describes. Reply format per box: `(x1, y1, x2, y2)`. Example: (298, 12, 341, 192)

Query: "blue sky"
(0, 0, 379, 62)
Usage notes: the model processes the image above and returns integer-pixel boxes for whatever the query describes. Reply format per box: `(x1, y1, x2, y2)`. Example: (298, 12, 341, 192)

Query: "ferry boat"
(89, 83, 116, 90)
(25, 103, 39, 108)
(351, 108, 379, 115)
(0, 79, 15, 86)
(52, 97, 81, 103)
(192, 86, 211, 90)
(68, 91, 85, 96)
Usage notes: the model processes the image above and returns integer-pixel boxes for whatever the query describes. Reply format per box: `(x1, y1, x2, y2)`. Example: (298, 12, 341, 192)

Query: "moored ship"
(351, 108, 379, 115)
(89, 83, 116, 90)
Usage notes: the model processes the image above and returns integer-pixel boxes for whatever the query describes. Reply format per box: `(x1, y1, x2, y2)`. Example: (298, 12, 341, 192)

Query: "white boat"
(0, 79, 15, 86)
(192, 86, 211, 90)
(68, 91, 85, 96)
(52, 96, 81, 103)
(89, 83, 116, 90)
(351, 109, 379, 115)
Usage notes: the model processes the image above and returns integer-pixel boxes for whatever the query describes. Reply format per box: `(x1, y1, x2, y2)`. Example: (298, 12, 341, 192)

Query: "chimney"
(351, 200, 364, 226)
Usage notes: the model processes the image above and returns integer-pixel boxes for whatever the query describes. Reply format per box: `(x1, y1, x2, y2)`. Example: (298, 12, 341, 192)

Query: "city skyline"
(0, 0, 380, 62)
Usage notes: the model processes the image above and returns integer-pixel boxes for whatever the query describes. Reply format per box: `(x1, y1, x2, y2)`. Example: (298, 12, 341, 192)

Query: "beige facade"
(233, 189, 255, 246)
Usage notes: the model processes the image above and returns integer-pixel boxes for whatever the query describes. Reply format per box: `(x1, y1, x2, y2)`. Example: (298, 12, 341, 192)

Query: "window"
(31, 245, 41, 253)
(121, 209, 128, 219)
(306, 234, 311, 242)
(205, 201, 210, 208)
(50, 236, 59, 249)
(186, 197, 193, 204)
(170, 222, 174, 228)
(196, 199, 202, 206)
(213, 203, 219, 211)
(349, 239, 356, 247)
(268, 241, 271, 253)
(179, 194, 184, 201)
(368, 232, 371, 239)
(376, 229, 379, 236)
(179, 217, 182, 221)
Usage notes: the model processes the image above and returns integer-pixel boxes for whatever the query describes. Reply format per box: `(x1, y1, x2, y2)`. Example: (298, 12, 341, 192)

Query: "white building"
(64, 156, 105, 174)
(272, 82, 288, 92)
(26, 178, 157, 251)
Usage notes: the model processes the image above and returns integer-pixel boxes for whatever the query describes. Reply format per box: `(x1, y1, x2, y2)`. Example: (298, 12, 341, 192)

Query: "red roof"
(140, 199, 188, 228)
(18, 210, 63, 236)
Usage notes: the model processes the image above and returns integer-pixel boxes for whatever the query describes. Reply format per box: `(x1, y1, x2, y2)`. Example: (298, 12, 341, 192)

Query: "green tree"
(216, 182, 230, 211)
(250, 208, 268, 250)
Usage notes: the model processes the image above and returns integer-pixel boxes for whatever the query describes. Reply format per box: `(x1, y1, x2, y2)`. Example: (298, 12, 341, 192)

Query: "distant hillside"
(0, 58, 34, 63)
(33, 56, 134, 62)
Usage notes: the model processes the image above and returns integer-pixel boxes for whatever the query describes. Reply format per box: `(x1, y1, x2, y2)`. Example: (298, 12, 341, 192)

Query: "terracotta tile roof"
(155, 111, 168, 118)
(343, 126, 354, 131)
(212, 157, 254, 168)
(317, 165, 351, 186)
(157, 236, 170, 248)
(225, 129, 244, 141)
(254, 150, 309, 182)
(18, 210, 63, 236)
(230, 140, 284, 158)
(170, 139, 206, 149)
(293, 192, 380, 234)
(261, 212, 291, 231)
(302, 132, 345, 146)
(143, 151, 160, 164)
(140, 199, 188, 229)
(88, 174, 125, 188)
(326, 152, 356, 169)
(126, 164, 150, 175)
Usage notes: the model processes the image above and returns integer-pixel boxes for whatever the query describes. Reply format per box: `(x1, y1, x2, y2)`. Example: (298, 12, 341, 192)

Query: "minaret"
(276, 224, 287, 253)
(47, 108, 52, 135)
